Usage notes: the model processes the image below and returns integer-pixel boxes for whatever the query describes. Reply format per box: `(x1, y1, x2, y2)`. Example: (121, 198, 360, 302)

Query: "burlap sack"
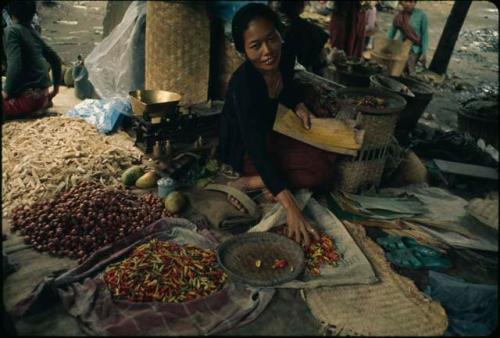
(305, 221, 448, 336)
(249, 192, 379, 289)
(186, 184, 261, 233)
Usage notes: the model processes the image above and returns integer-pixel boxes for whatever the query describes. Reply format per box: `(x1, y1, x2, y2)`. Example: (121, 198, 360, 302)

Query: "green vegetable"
(121, 166, 144, 187)
(205, 159, 219, 173)
(195, 177, 212, 188)
(164, 191, 186, 214)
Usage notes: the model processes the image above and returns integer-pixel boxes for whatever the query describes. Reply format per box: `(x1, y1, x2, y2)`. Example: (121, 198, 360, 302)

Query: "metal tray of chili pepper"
(216, 232, 305, 287)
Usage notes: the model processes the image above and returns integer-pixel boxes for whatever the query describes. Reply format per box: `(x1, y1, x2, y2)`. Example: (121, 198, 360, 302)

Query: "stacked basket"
(334, 88, 407, 193)
(370, 36, 413, 77)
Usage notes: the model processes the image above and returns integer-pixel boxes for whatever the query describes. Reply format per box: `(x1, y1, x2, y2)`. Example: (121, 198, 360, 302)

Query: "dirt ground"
(375, 1, 499, 130)
(36, 1, 498, 131)
(36, 1, 107, 65)
(377, 1, 498, 83)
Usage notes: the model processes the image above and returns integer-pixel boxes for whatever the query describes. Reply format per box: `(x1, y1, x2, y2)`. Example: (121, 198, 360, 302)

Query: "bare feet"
(262, 189, 277, 203)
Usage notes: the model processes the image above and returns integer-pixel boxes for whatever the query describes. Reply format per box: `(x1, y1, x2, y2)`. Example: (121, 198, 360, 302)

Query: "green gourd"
(135, 172, 158, 189)
(164, 191, 186, 214)
(121, 166, 144, 186)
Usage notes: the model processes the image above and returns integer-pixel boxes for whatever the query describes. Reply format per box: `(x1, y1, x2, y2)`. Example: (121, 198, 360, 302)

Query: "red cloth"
(329, 2, 367, 58)
(2, 88, 50, 119)
(393, 11, 421, 45)
(242, 131, 337, 190)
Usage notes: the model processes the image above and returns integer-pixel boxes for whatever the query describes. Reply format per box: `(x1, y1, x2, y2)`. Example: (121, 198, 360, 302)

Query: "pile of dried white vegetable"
(2, 116, 142, 218)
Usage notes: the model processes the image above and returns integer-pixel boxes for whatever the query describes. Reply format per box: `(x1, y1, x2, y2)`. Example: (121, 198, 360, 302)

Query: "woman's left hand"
(295, 103, 312, 130)
(2, 91, 8, 100)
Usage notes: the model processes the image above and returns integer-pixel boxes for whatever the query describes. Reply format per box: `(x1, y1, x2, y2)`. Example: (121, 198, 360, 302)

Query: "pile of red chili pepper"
(102, 239, 227, 303)
(274, 227, 340, 276)
(272, 259, 288, 269)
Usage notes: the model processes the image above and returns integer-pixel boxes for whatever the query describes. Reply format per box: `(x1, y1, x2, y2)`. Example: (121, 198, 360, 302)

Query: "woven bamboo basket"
(457, 109, 498, 149)
(217, 232, 305, 287)
(218, 37, 245, 99)
(336, 87, 406, 147)
(335, 144, 390, 193)
(371, 36, 413, 77)
(145, 2, 210, 105)
(360, 113, 399, 146)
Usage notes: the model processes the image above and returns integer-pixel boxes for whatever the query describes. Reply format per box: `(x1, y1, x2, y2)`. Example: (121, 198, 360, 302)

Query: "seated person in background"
(2, 0, 61, 119)
(218, 3, 338, 245)
(269, 0, 330, 74)
(387, 0, 428, 75)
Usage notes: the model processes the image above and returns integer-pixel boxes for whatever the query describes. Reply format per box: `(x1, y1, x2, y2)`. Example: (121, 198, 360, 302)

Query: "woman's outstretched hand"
(295, 102, 312, 130)
(285, 204, 319, 246)
(276, 188, 319, 246)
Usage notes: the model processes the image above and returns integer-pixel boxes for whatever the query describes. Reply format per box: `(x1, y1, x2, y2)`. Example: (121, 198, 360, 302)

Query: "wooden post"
(428, 1, 472, 75)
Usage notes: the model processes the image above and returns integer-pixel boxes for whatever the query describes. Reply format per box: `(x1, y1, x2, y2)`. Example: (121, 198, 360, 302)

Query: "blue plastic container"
(157, 177, 176, 198)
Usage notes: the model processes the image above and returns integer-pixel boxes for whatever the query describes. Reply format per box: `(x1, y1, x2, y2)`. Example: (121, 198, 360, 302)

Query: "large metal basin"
(129, 90, 181, 119)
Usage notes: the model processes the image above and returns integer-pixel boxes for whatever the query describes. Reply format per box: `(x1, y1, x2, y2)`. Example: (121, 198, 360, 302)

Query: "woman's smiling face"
(243, 17, 282, 73)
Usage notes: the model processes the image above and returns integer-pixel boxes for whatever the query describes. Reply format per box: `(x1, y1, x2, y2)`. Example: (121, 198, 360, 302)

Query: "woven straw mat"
(219, 38, 244, 98)
(145, 2, 210, 105)
(305, 221, 448, 336)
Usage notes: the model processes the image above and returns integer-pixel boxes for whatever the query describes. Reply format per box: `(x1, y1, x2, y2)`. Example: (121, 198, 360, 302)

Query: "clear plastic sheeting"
(85, 1, 146, 99)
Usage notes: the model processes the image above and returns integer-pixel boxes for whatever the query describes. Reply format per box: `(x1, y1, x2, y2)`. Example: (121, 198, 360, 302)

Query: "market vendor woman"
(218, 3, 337, 245)
(2, 0, 61, 119)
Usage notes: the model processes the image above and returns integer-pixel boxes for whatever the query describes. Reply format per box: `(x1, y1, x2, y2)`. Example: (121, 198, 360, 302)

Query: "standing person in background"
(364, 1, 378, 50)
(269, 0, 330, 74)
(2, 0, 61, 119)
(328, 1, 367, 58)
(387, 0, 428, 75)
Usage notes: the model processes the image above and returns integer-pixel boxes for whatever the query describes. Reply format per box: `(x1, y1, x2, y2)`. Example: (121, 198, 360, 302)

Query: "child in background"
(387, 0, 428, 75)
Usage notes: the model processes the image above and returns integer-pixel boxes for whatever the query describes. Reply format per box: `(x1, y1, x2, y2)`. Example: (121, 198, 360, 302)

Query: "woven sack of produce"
(12, 218, 274, 336)
(145, 1, 210, 105)
(387, 150, 429, 187)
